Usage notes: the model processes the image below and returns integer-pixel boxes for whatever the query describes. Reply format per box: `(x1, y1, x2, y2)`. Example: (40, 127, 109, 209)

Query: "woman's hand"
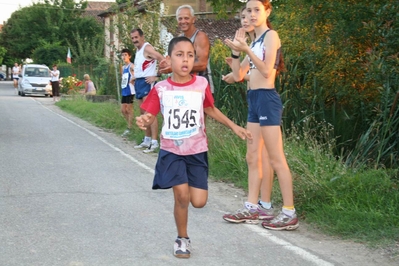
(224, 28, 248, 53)
(222, 72, 235, 84)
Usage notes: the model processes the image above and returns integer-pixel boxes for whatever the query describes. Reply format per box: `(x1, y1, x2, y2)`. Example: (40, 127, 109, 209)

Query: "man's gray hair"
(176, 5, 195, 19)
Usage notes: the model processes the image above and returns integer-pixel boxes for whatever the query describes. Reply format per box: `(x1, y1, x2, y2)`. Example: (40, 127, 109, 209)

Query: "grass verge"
(56, 97, 399, 251)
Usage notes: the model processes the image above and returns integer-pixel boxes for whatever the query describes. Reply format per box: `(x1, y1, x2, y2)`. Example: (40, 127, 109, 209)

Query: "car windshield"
(25, 67, 50, 77)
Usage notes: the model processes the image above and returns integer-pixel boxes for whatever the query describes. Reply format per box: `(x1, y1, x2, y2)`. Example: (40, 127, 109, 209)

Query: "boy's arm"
(129, 64, 135, 84)
(136, 112, 156, 130)
(204, 106, 252, 140)
(136, 86, 160, 130)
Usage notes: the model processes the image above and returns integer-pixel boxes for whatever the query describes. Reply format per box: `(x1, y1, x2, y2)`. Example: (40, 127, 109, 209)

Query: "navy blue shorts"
(247, 89, 283, 126)
(152, 149, 209, 190)
(135, 78, 152, 100)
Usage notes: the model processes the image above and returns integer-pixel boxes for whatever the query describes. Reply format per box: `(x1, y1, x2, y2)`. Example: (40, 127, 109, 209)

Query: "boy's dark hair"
(121, 48, 131, 56)
(167, 36, 194, 56)
(131, 28, 144, 37)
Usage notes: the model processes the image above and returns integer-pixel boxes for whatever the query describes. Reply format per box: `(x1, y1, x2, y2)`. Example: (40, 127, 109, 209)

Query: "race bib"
(121, 72, 129, 88)
(162, 90, 202, 140)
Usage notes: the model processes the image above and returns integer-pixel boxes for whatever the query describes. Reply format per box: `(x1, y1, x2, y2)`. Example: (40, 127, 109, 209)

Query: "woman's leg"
(260, 125, 294, 207)
(246, 122, 265, 204)
(260, 142, 274, 204)
(223, 123, 274, 224)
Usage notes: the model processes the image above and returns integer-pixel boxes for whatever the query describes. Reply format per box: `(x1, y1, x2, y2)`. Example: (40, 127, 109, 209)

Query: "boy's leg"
(173, 183, 190, 238)
(120, 104, 128, 123)
(189, 186, 208, 208)
(126, 103, 133, 129)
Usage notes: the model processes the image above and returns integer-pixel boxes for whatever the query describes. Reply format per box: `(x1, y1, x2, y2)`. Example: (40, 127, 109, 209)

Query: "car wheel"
(20, 91, 25, 96)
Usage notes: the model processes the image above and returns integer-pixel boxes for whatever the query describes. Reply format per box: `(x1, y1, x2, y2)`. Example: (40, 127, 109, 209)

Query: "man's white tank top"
(134, 42, 157, 78)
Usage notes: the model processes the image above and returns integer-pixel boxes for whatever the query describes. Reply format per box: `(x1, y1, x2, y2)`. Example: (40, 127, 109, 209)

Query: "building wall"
(163, 0, 213, 16)
(101, 0, 217, 60)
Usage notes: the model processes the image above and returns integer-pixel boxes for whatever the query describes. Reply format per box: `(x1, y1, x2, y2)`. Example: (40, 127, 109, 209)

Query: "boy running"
(136, 36, 252, 258)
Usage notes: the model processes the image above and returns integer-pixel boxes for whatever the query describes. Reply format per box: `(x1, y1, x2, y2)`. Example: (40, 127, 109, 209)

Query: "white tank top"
(133, 42, 157, 78)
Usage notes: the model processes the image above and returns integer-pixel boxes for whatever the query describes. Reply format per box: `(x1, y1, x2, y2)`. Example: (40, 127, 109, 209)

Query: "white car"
(18, 64, 52, 97)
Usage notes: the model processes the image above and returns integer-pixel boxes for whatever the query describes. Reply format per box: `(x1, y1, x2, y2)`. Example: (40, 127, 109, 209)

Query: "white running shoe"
(143, 142, 159, 153)
(134, 141, 151, 149)
(121, 129, 130, 137)
(173, 238, 191, 258)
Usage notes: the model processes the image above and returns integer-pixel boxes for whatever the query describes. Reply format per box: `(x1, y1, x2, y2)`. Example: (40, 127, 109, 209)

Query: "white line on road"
(244, 224, 335, 266)
(38, 99, 334, 266)
(37, 99, 155, 175)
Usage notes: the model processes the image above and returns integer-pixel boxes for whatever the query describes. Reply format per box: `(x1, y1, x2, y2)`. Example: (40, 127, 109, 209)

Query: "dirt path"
(210, 181, 399, 266)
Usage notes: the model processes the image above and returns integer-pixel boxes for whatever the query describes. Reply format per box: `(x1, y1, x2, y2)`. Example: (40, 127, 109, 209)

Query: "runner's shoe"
(223, 207, 259, 224)
(134, 141, 151, 149)
(121, 129, 130, 137)
(143, 142, 159, 153)
(261, 211, 299, 231)
(174, 238, 191, 258)
(258, 202, 275, 220)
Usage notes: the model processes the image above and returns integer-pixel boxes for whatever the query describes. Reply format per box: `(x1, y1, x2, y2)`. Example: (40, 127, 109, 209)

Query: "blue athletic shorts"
(247, 88, 283, 126)
(135, 78, 153, 100)
(152, 149, 209, 190)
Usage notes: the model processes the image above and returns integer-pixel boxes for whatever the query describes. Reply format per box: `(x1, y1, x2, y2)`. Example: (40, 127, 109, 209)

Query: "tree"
(109, 0, 165, 57)
(0, 46, 6, 65)
(31, 41, 65, 66)
(0, 0, 103, 63)
(66, 32, 104, 65)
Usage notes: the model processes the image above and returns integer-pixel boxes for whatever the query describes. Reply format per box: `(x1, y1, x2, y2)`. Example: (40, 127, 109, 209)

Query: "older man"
(160, 5, 215, 93)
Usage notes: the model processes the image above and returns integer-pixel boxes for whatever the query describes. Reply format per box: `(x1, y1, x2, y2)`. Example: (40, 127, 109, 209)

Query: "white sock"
(144, 136, 151, 143)
(151, 139, 158, 145)
(282, 207, 296, 217)
(259, 201, 272, 209)
(244, 201, 258, 210)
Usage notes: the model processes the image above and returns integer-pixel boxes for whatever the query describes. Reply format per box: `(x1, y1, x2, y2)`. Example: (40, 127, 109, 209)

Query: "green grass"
(57, 97, 399, 250)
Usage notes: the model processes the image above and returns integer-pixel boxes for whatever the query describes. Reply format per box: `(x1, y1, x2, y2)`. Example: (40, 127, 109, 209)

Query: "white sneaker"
(121, 129, 130, 137)
(134, 141, 151, 149)
(173, 238, 191, 258)
(143, 142, 159, 153)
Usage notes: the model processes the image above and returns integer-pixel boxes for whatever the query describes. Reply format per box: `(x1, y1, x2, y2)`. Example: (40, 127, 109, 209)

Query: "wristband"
(231, 53, 240, 59)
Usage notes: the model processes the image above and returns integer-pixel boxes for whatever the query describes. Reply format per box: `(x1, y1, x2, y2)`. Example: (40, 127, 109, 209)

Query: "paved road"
(0, 81, 396, 266)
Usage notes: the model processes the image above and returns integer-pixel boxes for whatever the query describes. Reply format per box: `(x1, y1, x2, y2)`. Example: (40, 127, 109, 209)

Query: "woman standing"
(50, 64, 60, 102)
(224, 0, 298, 230)
(222, 6, 275, 223)
(83, 74, 96, 95)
